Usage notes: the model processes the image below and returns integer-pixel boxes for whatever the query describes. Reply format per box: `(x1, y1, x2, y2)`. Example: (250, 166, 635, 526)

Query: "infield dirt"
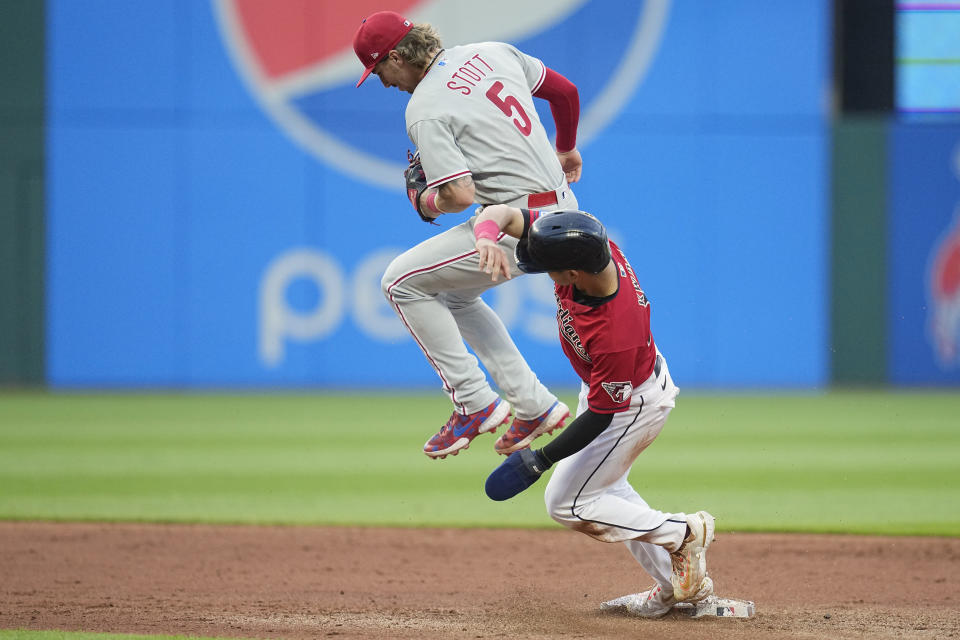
(1, 522, 958, 640)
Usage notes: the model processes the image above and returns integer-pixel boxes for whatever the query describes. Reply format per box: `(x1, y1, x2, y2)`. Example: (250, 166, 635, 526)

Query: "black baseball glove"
(404, 151, 436, 224)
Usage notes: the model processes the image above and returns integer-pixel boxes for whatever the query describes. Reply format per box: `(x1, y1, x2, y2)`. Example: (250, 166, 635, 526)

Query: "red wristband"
(474, 219, 500, 242)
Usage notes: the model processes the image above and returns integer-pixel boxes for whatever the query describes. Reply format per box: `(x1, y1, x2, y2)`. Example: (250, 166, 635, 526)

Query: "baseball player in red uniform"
(353, 11, 582, 459)
(472, 205, 716, 618)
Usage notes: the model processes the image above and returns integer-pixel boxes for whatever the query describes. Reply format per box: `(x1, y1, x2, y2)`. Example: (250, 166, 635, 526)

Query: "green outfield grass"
(0, 390, 958, 536)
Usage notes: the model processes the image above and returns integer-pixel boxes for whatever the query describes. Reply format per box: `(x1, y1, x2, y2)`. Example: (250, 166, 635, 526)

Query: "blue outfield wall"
(46, 0, 830, 389)
(889, 121, 960, 385)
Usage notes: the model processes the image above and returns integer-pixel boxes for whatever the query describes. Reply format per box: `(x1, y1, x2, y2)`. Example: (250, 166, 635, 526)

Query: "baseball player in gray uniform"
(353, 11, 582, 459)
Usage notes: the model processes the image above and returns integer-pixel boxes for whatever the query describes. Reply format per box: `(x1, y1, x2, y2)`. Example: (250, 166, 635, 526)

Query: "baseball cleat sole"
(424, 401, 512, 459)
(495, 402, 570, 455)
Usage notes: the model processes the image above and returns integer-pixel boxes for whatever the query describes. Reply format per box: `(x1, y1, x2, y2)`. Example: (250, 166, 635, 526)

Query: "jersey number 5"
(485, 81, 532, 137)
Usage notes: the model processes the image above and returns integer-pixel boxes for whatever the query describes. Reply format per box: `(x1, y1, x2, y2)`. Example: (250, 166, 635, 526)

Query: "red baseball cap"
(353, 11, 414, 87)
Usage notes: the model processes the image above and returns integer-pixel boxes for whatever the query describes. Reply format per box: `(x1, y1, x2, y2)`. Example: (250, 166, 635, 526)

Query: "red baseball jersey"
(524, 210, 657, 414)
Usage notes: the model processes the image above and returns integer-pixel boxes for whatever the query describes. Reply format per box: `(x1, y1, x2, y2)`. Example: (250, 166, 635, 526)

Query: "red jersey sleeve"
(586, 347, 644, 413)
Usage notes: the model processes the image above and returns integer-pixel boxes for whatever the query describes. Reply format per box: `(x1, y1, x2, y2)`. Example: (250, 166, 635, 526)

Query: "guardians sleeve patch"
(601, 381, 633, 404)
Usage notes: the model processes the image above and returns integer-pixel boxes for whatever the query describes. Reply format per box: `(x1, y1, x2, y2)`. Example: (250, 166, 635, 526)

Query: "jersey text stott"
(446, 54, 494, 95)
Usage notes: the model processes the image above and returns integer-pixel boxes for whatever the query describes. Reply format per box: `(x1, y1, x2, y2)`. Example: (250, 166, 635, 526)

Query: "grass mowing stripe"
(0, 391, 957, 535)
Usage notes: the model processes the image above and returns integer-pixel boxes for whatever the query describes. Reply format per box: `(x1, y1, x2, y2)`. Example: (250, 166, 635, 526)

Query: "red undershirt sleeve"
(532, 67, 580, 153)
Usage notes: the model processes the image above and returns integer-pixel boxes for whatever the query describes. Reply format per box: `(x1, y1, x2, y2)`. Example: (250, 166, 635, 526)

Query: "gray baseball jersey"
(382, 39, 578, 441)
(405, 42, 567, 204)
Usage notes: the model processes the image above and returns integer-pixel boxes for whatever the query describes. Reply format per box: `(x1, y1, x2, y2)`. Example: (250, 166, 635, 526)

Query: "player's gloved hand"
(404, 151, 436, 224)
(485, 448, 553, 501)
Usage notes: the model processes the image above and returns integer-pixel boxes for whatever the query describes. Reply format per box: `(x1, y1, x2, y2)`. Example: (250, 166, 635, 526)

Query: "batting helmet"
(516, 210, 611, 274)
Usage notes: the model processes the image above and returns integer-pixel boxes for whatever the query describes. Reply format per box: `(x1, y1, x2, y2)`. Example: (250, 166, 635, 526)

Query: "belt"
(527, 189, 558, 208)
(654, 354, 662, 378)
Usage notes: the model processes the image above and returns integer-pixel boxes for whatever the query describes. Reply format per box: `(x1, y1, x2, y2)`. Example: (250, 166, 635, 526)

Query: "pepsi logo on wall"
(45, 0, 833, 387)
(213, 0, 670, 189)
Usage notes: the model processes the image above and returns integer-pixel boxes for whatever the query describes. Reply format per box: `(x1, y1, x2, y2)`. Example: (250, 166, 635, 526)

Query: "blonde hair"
(395, 23, 443, 69)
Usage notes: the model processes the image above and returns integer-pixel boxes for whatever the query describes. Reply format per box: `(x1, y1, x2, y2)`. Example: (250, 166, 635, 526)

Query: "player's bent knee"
(380, 271, 393, 300)
(380, 256, 407, 300)
(381, 253, 447, 302)
(544, 488, 578, 528)
(547, 498, 618, 541)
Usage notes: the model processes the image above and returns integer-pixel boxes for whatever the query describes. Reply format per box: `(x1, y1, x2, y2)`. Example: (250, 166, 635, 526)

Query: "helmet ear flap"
(515, 237, 546, 274)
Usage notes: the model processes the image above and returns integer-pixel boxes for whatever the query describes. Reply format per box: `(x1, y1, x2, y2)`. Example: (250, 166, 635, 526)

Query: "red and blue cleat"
(494, 401, 570, 455)
(423, 398, 512, 459)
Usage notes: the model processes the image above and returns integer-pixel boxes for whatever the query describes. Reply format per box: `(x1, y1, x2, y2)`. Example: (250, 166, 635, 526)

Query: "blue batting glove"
(485, 448, 553, 501)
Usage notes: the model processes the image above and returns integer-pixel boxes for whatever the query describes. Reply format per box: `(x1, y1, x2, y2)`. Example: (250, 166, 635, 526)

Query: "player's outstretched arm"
(473, 205, 524, 282)
(483, 409, 613, 501)
(539, 409, 612, 462)
(476, 204, 524, 237)
(485, 448, 550, 500)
